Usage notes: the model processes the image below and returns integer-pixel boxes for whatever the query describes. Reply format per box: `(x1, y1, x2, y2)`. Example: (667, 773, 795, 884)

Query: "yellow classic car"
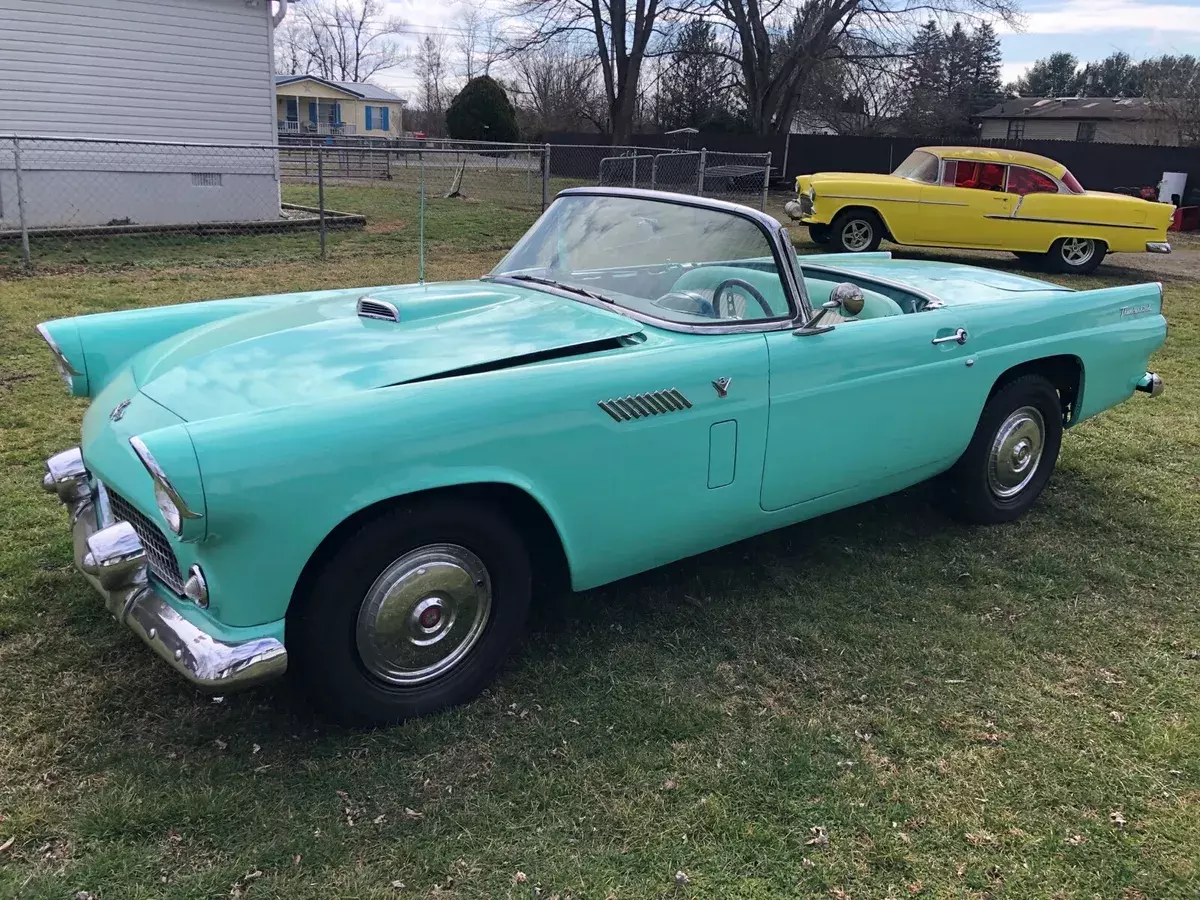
(785, 146, 1174, 274)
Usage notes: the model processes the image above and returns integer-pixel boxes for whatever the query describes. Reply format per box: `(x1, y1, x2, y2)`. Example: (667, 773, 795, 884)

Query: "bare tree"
(506, 0, 684, 143)
(276, 0, 407, 82)
(455, 2, 504, 80)
(512, 40, 605, 133)
(413, 32, 452, 136)
(705, 0, 1020, 135)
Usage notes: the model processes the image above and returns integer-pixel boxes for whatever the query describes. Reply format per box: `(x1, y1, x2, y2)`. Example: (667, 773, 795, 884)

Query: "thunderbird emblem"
(712, 377, 732, 398)
(109, 399, 131, 422)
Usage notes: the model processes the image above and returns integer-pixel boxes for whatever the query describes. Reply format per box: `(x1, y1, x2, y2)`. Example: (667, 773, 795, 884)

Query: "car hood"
(133, 281, 642, 421)
(803, 255, 1074, 303)
(803, 172, 906, 188)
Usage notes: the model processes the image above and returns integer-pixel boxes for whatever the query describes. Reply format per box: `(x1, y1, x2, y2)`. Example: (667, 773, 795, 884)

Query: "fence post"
(418, 150, 425, 284)
(780, 132, 791, 189)
(650, 153, 658, 191)
(12, 137, 32, 273)
(632, 154, 638, 188)
(541, 144, 551, 211)
(761, 151, 771, 211)
(697, 148, 707, 197)
(317, 147, 327, 260)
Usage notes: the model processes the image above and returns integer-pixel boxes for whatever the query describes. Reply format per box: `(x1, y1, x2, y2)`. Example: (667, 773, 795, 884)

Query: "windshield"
(490, 194, 794, 325)
(892, 150, 940, 183)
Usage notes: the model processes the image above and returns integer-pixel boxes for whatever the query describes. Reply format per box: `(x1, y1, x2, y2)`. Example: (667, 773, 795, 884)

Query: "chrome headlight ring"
(129, 436, 204, 537)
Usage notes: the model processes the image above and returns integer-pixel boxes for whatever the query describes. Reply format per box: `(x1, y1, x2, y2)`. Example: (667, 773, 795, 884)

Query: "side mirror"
(795, 282, 865, 336)
(828, 282, 865, 316)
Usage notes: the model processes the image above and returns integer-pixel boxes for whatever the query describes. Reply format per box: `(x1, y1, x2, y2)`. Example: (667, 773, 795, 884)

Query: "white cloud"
(1001, 61, 1033, 84)
(1001, 0, 1200, 35)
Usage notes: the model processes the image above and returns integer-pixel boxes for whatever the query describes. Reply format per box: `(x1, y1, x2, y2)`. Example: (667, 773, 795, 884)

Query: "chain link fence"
(1, 135, 772, 275)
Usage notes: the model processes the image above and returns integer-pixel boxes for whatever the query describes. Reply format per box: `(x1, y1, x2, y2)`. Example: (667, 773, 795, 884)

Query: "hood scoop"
(357, 296, 400, 322)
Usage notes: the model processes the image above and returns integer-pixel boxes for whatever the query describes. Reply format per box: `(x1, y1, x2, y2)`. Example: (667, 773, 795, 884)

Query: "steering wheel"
(712, 278, 773, 320)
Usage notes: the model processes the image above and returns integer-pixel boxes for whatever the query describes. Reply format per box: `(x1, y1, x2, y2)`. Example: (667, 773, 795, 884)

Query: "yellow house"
(275, 75, 405, 138)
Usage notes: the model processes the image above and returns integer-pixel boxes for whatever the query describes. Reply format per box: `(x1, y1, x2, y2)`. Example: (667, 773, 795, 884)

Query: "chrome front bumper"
(1146, 241, 1172, 254)
(43, 447, 287, 692)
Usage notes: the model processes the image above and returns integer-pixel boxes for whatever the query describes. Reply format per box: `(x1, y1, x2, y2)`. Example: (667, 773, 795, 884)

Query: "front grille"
(106, 487, 185, 595)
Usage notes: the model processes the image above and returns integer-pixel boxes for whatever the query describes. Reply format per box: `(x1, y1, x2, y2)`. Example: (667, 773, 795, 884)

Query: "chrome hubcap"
(356, 544, 491, 686)
(842, 220, 872, 251)
(987, 406, 1045, 499)
(1062, 238, 1095, 266)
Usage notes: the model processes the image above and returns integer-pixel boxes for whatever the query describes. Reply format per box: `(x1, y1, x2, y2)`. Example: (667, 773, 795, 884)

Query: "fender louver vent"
(598, 389, 692, 422)
(357, 296, 400, 322)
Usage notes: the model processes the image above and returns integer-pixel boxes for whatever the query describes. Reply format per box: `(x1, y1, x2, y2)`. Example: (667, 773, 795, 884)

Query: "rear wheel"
(1046, 237, 1105, 274)
(809, 223, 832, 245)
(945, 375, 1063, 525)
(289, 499, 531, 725)
(830, 209, 883, 253)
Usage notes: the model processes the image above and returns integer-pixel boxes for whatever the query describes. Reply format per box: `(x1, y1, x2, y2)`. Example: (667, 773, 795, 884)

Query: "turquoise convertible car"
(38, 188, 1167, 724)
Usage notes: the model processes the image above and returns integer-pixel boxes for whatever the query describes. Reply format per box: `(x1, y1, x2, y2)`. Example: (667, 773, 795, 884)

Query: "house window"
(1006, 120, 1025, 140)
(285, 97, 298, 122)
(1077, 121, 1097, 142)
(366, 105, 391, 131)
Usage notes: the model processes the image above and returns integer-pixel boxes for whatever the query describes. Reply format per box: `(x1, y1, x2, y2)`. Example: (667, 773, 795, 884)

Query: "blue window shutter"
(365, 105, 373, 130)
(286, 97, 297, 120)
(381, 106, 389, 131)
(308, 101, 317, 124)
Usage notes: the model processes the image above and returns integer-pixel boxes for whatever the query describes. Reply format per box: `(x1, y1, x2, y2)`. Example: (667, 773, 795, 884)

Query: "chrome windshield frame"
(485, 187, 812, 335)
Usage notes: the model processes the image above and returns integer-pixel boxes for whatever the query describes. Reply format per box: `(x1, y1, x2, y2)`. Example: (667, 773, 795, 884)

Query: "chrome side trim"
(820, 194, 924, 204)
(128, 436, 204, 525)
(982, 214, 1159, 231)
(598, 388, 692, 422)
(1146, 241, 1172, 254)
(357, 296, 401, 322)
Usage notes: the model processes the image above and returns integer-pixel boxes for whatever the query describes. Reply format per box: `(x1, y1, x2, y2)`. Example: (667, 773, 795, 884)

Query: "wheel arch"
(288, 481, 573, 619)
(833, 204, 894, 240)
(988, 354, 1084, 426)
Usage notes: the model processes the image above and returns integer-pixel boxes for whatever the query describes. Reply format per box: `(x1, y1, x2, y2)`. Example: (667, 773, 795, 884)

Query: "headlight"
(807, 186, 816, 202)
(130, 434, 205, 539)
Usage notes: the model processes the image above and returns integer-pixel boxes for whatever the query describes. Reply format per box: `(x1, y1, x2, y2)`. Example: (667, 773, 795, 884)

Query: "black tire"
(830, 209, 884, 253)
(1045, 237, 1106, 274)
(809, 223, 832, 245)
(945, 375, 1063, 525)
(288, 498, 531, 725)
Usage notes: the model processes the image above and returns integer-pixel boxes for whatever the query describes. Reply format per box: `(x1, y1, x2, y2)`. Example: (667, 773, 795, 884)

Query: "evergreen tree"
(445, 76, 520, 142)
(966, 23, 1004, 114)
(900, 21, 948, 135)
(658, 20, 740, 131)
(1013, 52, 1081, 96)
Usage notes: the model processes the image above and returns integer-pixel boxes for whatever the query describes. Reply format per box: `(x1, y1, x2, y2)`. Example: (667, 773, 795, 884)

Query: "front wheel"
(830, 209, 883, 253)
(1046, 237, 1106, 274)
(944, 375, 1063, 525)
(288, 499, 531, 725)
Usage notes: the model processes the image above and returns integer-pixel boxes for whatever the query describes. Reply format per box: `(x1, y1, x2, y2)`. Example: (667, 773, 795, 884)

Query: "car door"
(759, 310, 985, 512)
(918, 159, 1013, 247)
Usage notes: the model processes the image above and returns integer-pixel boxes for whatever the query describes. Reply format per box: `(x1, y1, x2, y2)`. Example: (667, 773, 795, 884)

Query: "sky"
(368, 0, 1200, 99)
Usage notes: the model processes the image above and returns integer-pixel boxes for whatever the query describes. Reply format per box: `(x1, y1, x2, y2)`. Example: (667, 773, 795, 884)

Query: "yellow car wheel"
(831, 210, 883, 253)
(1047, 237, 1106, 275)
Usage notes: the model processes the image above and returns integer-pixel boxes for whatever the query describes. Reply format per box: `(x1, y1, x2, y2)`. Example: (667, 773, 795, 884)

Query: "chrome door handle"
(932, 327, 968, 346)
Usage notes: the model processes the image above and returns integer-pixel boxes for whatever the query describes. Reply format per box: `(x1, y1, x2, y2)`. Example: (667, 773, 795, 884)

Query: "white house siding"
(980, 118, 1178, 145)
(0, 0, 279, 229)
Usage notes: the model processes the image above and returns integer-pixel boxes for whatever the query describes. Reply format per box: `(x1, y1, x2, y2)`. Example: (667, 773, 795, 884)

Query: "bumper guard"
(43, 448, 287, 692)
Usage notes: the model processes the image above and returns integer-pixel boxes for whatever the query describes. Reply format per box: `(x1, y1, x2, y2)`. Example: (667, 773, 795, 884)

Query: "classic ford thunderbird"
(785, 146, 1174, 274)
(38, 188, 1167, 724)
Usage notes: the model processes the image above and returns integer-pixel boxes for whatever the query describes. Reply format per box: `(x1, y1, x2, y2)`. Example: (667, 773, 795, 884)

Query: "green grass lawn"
(1, 200, 1199, 899)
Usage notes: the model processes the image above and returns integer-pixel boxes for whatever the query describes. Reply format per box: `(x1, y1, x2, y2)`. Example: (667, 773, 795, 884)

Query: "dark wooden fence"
(545, 131, 1200, 198)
